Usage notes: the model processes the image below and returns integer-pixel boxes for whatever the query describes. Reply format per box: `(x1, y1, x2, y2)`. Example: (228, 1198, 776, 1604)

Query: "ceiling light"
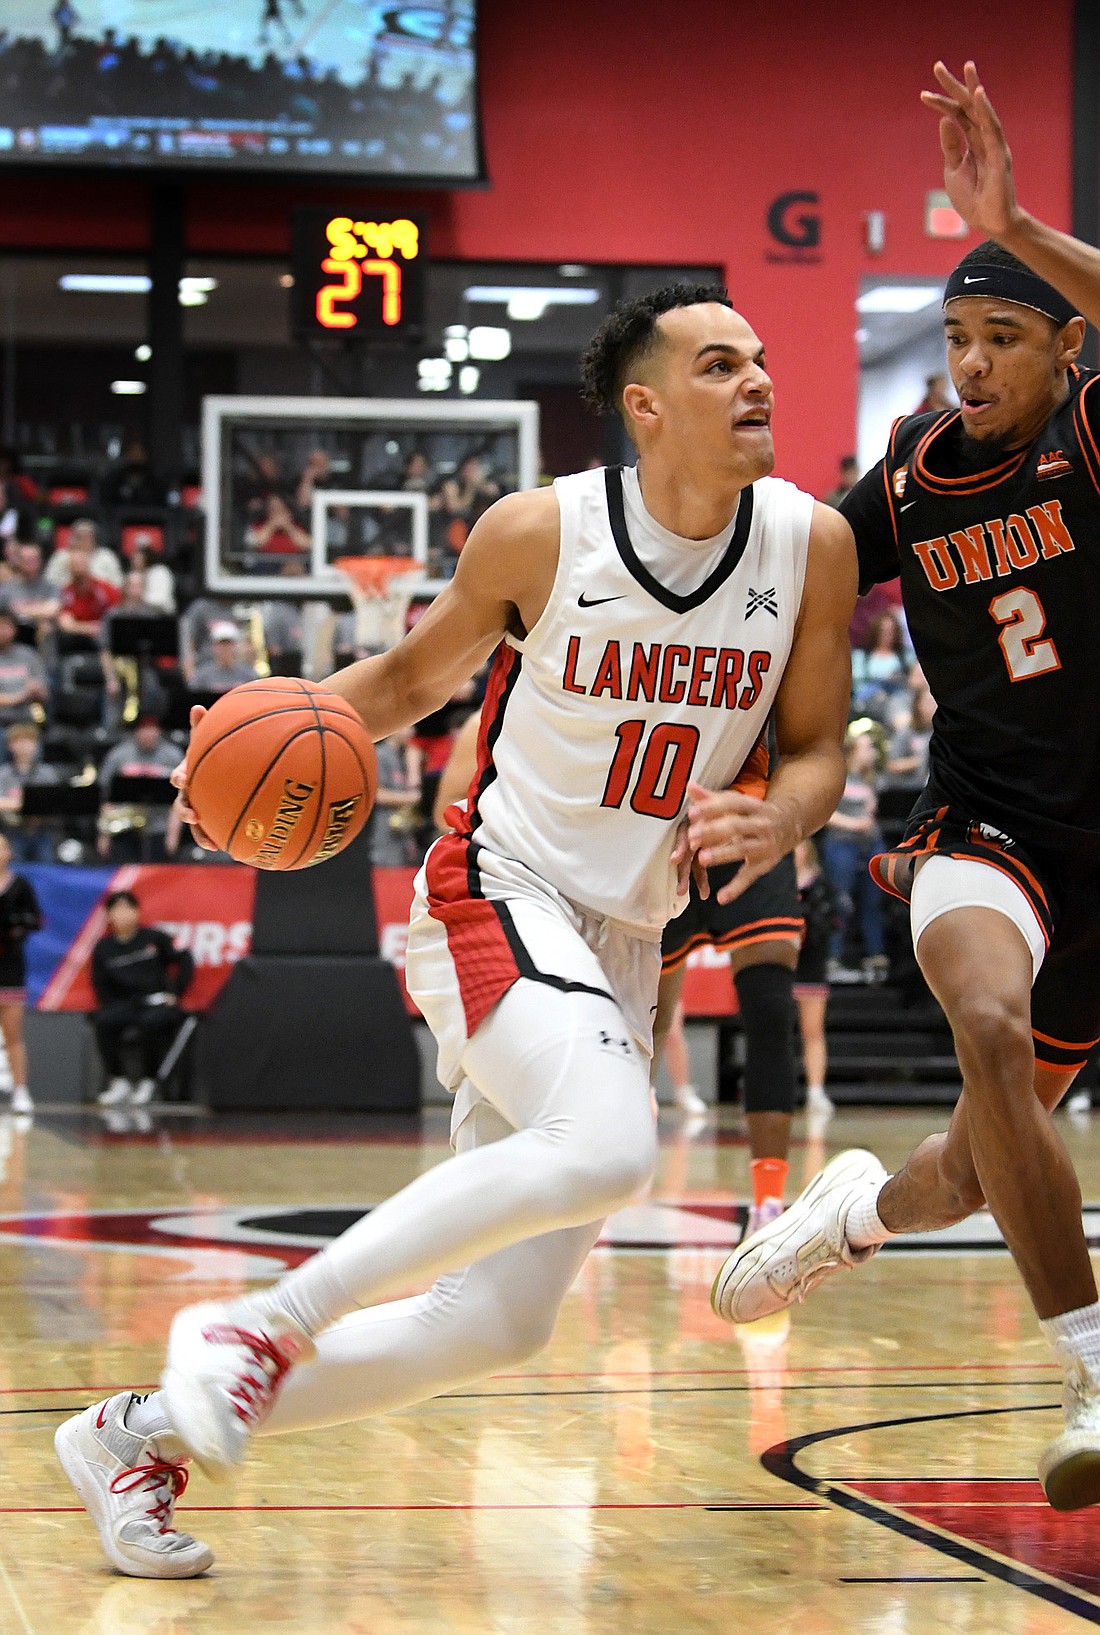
(417, 358, 452, 393)
(468, 325, 511, 361)
(463, 285, 600, 321)
(856, 286, 942, 314)
(458, 365, 480, 395)
(61, 273, 151, 294)
(110, 380, 147, 395)
(279, 273, 295, 288)
(134, 344, 152, 362)
(558, 264, 589, 276)
(444, 334, 469, 362)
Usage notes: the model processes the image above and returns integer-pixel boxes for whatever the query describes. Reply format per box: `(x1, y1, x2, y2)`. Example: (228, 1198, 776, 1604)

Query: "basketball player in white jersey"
(56, 285, 857, 1578)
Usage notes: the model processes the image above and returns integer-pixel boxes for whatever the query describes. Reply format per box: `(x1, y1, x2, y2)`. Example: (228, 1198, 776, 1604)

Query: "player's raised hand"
(921, 60, 1021, 240)
(170, 704, 219, 852)
(685, 782, 797, 904)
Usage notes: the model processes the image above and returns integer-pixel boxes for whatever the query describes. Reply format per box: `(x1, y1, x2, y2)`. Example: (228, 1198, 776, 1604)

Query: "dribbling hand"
(921, 60, 1021, 240)
(686, 781, 799, 904)
(170, 704, 219, 852)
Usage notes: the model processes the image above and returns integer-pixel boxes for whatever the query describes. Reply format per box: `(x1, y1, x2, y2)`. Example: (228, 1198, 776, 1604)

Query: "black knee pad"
(734, 962, 797, 1114)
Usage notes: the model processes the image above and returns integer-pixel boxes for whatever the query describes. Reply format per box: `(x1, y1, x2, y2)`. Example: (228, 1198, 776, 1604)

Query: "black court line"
(762, 1404, 1100, 1626)
(839, 1574, 985, 1584)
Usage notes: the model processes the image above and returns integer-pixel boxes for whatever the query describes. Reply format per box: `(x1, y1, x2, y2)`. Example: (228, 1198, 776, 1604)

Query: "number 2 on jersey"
(989, 587, 1060, 682)
(601, 721, 700, 819)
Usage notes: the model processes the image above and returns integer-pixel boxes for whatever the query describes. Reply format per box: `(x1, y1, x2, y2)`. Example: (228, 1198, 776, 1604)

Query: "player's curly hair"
(579, 283, 733, 418)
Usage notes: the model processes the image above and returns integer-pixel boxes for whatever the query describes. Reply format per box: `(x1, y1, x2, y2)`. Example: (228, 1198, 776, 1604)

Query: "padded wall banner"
(20, 864, 737, 1017)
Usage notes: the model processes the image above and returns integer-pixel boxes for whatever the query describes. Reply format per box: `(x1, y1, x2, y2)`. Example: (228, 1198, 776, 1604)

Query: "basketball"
(186, 678, 377, 871)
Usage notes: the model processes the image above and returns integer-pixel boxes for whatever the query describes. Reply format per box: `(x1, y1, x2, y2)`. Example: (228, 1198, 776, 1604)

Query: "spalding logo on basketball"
(186, 678, 378, 871)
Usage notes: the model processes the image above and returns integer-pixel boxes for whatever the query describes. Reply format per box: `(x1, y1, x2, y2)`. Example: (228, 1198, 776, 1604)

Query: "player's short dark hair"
(105, 889, 139, 912)
(953, 239, 1035, 278)
(579, 283, 733, 418)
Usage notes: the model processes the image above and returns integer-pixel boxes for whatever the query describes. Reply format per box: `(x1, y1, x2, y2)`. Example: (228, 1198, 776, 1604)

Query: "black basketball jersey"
(842, 366, 1100, 858)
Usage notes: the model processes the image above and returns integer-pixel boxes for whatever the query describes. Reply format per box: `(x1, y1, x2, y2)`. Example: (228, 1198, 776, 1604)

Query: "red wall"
(0, 0, 1073, 493)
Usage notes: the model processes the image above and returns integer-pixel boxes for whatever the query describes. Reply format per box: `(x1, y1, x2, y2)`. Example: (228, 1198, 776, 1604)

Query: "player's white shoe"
(1039, 1357, 1100, 1510)
(54, 1393, 212, 1578)
(130, 1078, 157, 1107)
(161, 1299, 315, 1479)
(712, 1148, 888, 1323)
(673, 1082, 707, 1116)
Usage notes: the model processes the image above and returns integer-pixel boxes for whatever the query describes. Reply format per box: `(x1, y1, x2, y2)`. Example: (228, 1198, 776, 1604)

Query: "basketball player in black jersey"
(712, 59, 1100, 1512)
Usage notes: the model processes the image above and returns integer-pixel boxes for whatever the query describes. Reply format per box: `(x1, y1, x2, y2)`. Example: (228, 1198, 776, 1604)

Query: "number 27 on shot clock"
(290, 210, 427, 338)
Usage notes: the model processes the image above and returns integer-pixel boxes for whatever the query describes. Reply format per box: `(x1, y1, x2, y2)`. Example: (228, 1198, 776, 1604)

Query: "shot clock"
(291, 211, 427, 339)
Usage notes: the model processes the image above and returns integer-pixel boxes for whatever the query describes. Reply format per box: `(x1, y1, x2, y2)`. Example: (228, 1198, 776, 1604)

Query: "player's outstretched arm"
(924, 59, 1100, 331)
(687, 502, 855, 904)
(326, 487, 560, 740)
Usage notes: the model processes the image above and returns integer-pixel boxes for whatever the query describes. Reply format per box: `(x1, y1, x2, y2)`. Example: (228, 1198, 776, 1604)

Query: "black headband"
(943, 262, 1080, 328)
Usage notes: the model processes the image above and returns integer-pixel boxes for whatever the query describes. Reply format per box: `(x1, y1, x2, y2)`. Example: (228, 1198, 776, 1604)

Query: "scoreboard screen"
(291, 212, 427, 339)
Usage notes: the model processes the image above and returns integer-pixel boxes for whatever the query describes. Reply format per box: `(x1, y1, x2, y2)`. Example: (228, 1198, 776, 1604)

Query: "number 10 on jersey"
(601, 721, 700, 818)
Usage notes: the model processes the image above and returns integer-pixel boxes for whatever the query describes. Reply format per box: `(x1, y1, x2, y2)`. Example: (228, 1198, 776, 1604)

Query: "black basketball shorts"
(872, 792, 1100, 1072)
(661, 852, 804, 974)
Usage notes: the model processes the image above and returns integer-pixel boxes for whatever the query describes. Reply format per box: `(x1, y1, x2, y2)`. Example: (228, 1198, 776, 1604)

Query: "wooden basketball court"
(4, 1102, 1100, 1632)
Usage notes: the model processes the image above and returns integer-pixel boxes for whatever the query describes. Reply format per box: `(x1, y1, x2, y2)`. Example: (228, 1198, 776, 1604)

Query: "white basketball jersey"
(457, 464, 814, 934)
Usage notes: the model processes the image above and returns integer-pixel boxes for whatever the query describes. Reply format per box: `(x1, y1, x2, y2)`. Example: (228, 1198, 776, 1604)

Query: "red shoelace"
(110, 1457, 190, 1534)
(200, 1323, 297, 1425)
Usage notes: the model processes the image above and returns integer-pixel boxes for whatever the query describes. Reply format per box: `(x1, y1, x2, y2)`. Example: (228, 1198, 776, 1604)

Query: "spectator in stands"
(257, 596, 304, 676)
(916, 371, 953, 414)
(0, 724, 60, 863)
(0, 542, 61, 634)
(822, 455, 859, 509)
(57, 535, 121, 641)
(97, 715, 180, 862)
(0, 610, 47, 729)
(293, 449, 333, 516)
(370, 728, 421, 867)
(0, 830, 42, 1116)
(179, 595, 238, 684)
(823, 727, 887, 981)
(245, 493, 311, 560)
(436, 454, 499, 572)
(101, 439, 163, 508)
(100, 572, 168, 726)
(128, 543, 176, 613)
(885, 683, 937, 789)
(850, 610, 913, 720)
(92, 889, 194, 1109)
(0, 481, 20, 545)
(400, 449, 433, 493)
(189, 622, 260, 693)
(46, 518, 123, 590)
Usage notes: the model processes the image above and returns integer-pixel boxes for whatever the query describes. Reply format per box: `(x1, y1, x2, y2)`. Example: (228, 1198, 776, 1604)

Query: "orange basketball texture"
(186, 678, 377, 870)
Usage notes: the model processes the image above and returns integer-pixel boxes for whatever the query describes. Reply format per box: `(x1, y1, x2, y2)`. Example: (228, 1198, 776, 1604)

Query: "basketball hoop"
(334, 555, 426, 653)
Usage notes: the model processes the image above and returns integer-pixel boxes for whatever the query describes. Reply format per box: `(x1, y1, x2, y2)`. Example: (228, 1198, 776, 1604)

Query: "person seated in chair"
(92, 889, 194, 1109)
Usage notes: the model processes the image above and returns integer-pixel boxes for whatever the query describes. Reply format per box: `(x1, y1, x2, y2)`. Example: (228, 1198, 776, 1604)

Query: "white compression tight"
(250, 981, 656, 1434)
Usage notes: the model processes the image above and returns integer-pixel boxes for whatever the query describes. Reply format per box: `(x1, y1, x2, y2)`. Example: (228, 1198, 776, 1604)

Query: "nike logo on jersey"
(962, 275, 989, 284)
(900, 501, 917, 512)
(577, 593, 626, 608)
(910, 499, 1075, 592)
(746, 587, 778, 618)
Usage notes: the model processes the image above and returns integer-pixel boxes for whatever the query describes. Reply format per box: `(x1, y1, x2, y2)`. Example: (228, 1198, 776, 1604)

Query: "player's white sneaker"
(161, 1299, 315, 1479)
(54, 1393, 212, 1578)
(10, 1085, 31, 1115)
(1039, 1358, 1100, 1510)
(98, 1077, 133, 1108)
(712, 1148, 888, 1323)
(805, 1084, 834, 1118)
(130, 1078, 157, 1107)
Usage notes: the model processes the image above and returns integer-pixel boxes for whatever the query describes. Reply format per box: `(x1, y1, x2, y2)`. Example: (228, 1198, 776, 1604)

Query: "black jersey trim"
(603, 466, 754, 614)
(911, 411, 1028, 495)
(1073, 377, 1100, 496)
